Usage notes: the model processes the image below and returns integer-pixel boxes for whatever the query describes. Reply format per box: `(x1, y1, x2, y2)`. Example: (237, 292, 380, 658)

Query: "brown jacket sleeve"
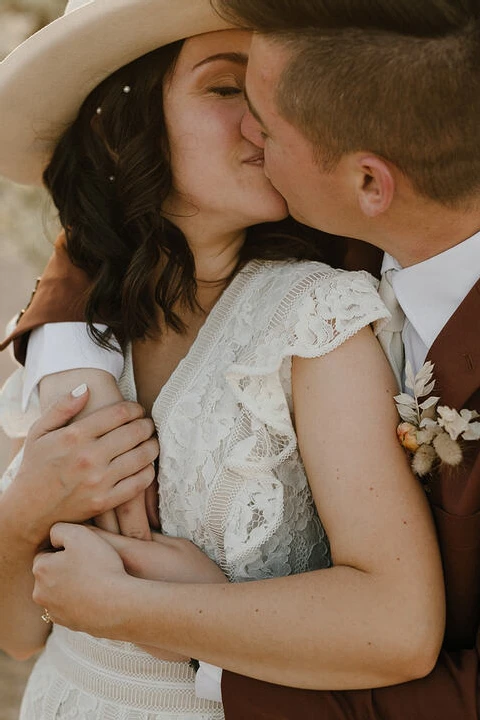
(222, 646, 479, 720)
(0, 233, 91, 364)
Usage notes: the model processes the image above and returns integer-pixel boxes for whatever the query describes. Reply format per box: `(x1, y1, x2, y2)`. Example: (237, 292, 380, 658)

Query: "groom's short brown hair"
(214, 0, 480, 207)
(214, 0, 477, 35)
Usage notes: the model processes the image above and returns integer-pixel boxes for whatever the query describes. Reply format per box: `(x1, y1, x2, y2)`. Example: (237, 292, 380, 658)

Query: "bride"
(0, 0, 444, 718)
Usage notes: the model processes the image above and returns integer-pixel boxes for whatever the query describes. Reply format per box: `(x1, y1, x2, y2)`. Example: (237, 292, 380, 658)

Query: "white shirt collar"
(382, 230, 480, 350)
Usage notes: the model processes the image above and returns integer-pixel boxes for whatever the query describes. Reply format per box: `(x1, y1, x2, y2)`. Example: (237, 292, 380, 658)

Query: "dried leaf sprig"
(395, 361, 480, 476)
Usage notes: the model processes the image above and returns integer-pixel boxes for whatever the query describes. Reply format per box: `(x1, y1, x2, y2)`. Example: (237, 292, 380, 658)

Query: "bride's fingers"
(97, 418, 157, 461)
(106, 437, 159, 483)
(29, 385, 90, 440)
(49, 522, 87, 550)
(90, 527, 132, 550)
(75, 400, 147, 440)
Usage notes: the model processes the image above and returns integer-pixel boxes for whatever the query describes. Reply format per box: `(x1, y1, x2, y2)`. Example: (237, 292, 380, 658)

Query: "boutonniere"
(394, 361, 480, 477)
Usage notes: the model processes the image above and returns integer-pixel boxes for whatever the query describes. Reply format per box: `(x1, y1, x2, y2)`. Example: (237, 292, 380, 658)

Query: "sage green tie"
(376, 269, 405, 390)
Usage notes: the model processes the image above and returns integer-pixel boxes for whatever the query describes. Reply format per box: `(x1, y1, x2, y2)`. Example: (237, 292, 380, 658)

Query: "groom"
(213, 1, 480, 718)
(2, 0, 480, 718)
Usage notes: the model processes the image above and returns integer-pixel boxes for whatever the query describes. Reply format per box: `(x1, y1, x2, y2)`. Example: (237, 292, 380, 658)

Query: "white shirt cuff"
(195, 662, 223, 703)
(23, 323, 124, 411)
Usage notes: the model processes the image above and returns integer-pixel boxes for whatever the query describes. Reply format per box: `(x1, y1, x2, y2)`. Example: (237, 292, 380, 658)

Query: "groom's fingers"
(115, 493, 152, 540)
(109, 465, 156, 508)
(94, 509, 121, 534)
(145, 480, 161, 530)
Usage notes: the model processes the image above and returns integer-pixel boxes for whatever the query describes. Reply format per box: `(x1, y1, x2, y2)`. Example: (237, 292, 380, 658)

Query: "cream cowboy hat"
(0, 0, 232, 186)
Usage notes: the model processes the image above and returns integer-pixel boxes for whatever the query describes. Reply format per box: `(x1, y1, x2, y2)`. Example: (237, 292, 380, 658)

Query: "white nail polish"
(71, 383, 88, 397)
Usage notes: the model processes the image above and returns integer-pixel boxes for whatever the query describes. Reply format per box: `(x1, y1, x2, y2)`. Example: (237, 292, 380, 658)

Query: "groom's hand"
(6, 387, 159, 546)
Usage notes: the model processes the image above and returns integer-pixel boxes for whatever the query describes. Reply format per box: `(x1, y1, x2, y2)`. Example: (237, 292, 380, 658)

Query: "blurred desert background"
(0, 0, 65, 715)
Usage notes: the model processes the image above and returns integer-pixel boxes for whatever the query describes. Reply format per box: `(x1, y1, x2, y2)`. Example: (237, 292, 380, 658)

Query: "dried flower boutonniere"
(395, 361, 480, 477)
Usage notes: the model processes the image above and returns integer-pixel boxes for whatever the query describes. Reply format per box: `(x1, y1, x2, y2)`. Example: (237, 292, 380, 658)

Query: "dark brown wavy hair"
(43, 41, 346, 347)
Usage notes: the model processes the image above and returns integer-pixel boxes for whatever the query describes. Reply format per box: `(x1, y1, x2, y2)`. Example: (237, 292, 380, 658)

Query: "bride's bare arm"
(31, 326, 445, 689)
(0, 390, 158, 659)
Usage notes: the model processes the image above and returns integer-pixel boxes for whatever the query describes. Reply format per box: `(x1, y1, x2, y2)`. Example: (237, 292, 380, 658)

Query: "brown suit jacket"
(0, 234, 90, 363)
(3, 237, 480, 720)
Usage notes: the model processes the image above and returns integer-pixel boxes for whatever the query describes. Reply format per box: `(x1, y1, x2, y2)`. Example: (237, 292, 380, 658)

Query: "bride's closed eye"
(209, 85, 243, 97)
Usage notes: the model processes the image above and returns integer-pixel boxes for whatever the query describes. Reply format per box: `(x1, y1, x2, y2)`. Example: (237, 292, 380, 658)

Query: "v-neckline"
(125, 260, 263, 433)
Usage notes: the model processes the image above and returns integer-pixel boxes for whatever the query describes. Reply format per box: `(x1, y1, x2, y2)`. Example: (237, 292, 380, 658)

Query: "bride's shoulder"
(255, 259, 380, 302)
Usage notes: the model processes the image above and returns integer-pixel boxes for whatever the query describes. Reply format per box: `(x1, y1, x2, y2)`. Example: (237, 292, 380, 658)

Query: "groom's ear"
(353, 153, 395, 218)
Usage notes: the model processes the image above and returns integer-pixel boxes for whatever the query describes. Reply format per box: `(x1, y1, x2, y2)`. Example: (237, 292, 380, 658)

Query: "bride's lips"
(243, 152, 265, 166)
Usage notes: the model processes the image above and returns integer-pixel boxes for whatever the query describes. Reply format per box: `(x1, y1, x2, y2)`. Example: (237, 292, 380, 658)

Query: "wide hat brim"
(0, 0, 233, 186)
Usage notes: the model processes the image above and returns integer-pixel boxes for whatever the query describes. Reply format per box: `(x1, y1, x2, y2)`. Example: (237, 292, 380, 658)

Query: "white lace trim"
(20, 627, 224, 719)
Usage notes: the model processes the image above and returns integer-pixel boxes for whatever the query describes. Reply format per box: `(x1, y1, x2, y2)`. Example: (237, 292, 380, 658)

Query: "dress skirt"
(19, 625, 224, 719)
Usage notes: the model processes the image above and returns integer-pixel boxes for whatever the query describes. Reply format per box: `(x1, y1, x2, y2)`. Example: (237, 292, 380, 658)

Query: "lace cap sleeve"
(223, 265, 388, 479)
(280, 268, 388, 360)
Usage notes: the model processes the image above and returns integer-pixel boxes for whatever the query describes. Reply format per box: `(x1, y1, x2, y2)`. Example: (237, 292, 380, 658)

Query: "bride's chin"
(256, 194, 289, 222)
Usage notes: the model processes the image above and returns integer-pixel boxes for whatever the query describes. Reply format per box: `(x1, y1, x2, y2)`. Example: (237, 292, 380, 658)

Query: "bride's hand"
(91, 528, 228, 661)
(32, 523, 227, 662)
(92, 527, 227, 584)
(32, 523, 130, 636)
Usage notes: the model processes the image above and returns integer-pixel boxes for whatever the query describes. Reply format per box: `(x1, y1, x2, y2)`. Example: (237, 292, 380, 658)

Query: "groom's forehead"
(246, 35, 288, 112)
(245, 34, 303, 140)
(248, 34, 289, 84)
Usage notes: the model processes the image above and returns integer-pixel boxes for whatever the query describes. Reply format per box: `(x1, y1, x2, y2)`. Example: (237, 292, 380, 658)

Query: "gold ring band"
(41, 608, 53, 624)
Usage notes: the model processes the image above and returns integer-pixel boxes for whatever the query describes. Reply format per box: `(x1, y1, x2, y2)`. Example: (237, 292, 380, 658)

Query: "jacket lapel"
(427, 279, 480, 410)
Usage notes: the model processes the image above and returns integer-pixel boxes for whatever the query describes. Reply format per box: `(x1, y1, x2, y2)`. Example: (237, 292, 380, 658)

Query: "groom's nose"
(241, 109, 266, 150)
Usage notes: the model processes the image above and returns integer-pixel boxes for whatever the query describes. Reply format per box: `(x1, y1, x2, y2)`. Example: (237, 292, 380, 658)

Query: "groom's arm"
(0, 232, 91, 364)
(222, 647, 480, 720)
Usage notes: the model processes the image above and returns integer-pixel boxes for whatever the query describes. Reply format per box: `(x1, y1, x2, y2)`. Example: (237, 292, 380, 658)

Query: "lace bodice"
(119, 260, 386, 582)
(0, 259, 387, 719)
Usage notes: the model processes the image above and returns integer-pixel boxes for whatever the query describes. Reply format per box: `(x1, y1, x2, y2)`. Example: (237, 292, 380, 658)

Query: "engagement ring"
(41, 608, 53, 624)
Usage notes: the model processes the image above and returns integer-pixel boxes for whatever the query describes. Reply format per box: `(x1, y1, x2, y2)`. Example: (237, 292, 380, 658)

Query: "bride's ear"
(354, 153, 395, 218)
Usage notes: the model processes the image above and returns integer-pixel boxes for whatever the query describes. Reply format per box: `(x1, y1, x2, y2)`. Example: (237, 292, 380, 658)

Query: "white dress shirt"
(23, 323, 124, 410)
(381, 230, 480, 380)
(21, 229, 480, 702)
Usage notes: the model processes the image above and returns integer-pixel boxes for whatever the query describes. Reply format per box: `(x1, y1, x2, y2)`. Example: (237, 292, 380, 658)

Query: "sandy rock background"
(0, 1, 66, 714)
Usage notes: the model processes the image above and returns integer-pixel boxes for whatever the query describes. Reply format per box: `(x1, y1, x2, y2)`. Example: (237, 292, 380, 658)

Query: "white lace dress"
(0, 260, 387, 720)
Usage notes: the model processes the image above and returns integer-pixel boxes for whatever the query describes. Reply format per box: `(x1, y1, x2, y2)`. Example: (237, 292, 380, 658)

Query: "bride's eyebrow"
(192, 52, 248, 71)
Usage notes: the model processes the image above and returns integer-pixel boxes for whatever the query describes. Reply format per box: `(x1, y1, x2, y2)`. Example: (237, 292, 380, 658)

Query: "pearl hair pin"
(123, 85, 131, 94)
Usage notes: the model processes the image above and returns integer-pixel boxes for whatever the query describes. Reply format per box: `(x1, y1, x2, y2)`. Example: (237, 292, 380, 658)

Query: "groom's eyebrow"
(244, 88, 270, 134)
(193, 52, 249, 70)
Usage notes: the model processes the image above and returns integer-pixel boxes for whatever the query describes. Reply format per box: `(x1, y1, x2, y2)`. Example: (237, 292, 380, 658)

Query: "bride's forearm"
(110, 565, 443, 690)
